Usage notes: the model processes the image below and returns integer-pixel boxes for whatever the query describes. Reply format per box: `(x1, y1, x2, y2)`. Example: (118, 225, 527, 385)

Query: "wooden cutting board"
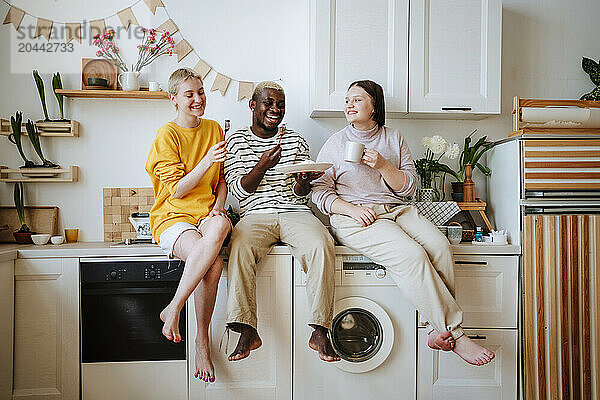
(0, 206, 58, 242)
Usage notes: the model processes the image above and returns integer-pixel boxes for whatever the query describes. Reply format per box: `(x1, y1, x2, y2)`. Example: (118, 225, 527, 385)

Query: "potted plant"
(13, 182, 36, 243)
(414, 135, 460, 201)
(25, 120, 58, 168)
(435, 129, 495, 202)
(8, 111, 35, 168)
(33, 70, 51, 121)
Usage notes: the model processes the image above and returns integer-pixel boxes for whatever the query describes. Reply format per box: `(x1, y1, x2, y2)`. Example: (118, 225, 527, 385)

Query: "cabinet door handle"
(455, 260, 488, 266)
(467, 334, 487, 340)
(441, 107, 472, 111)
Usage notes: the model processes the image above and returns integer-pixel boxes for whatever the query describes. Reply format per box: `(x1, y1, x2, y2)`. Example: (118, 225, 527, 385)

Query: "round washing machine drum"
(330, 297, 394, 373)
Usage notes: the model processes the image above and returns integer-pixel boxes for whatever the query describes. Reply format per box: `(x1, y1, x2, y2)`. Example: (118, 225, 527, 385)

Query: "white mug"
(148, 81, 161, 91)
(344, 141, 365, 163)
(118, 71, 140, 91)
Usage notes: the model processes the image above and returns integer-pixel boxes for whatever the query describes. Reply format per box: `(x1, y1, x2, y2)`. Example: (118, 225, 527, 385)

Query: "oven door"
(81, 285, 185, 363)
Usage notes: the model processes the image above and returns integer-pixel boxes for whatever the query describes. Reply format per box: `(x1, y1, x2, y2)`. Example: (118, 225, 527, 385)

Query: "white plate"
(273, 162, 333, 174)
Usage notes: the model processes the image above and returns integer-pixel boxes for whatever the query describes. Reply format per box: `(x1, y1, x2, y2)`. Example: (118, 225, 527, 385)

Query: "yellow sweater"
(145, 119, 224, 242)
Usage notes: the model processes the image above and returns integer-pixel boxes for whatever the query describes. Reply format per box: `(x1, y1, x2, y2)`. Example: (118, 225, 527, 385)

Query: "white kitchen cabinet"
(188, 254, 293, 400)
(310, 0, 409, 117)
(0, 260, 14, 400)
(417, 254, 518, 399)
(417, 329, 517, 400)
(408, 0, 502, 116)
(12, 258, 79, 400)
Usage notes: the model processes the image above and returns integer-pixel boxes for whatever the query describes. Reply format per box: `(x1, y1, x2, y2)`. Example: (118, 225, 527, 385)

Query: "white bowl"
(31, 234, 51, 245)
(50, 235, 65, 245)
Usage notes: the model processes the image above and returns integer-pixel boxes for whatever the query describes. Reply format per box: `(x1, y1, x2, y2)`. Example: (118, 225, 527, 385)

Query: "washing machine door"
(331, 296, 394, 373)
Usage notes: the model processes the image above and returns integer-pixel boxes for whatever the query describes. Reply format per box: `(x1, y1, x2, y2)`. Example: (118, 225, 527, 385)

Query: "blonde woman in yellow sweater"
(145, 68, 231, 383)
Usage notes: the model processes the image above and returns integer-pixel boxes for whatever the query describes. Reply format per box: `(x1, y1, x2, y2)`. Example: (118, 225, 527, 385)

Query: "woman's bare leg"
(160, 215, 230, 343)
(193, 256, 223, 382)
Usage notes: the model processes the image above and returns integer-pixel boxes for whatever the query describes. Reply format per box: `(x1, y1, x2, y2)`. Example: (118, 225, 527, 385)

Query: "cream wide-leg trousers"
(330, 204, 465, 339)
(225, 212, 336, 330)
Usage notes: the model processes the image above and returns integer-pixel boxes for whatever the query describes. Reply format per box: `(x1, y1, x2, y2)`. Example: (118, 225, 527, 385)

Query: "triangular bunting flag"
(194, 59, 212, 79)
(35, 18, 53, 40)
(65, 23, 82, 43)
(89, 19, 106, 37)
(143, 0, 165, 14)
(158, 19, 178, 35)
(174, 40, 192, 62)
(238, 81, 254, 101)
(117, 8, 138, 31)
(3, 6, 25, 30)
(211, 73, 231, 96)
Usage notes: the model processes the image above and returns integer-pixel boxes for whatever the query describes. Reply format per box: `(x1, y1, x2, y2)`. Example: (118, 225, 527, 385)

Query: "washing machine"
(293, 251, 416, 399)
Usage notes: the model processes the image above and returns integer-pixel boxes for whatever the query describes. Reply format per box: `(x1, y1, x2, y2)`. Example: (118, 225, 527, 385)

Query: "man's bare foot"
(159, 304, 181, 343)
(308, 325, 340, 362)
(228, 324, 262, 361)
(428, 330, 455, 351)
(453, 335, 495, 366)
(194, 339, 215, 382)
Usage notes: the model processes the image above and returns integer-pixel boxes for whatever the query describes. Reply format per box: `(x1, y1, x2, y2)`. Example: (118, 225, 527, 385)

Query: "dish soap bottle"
(475, 226, 483, 242)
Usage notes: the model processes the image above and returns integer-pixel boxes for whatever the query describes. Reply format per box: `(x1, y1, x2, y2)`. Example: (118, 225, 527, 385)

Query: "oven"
(80, 256, 187, 400)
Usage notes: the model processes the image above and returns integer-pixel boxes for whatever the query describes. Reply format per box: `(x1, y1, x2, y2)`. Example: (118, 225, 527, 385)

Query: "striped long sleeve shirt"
(224, 126, 312, 217)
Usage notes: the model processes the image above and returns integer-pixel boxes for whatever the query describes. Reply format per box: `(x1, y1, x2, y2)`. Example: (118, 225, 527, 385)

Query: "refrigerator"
(487, 136, 600, 400)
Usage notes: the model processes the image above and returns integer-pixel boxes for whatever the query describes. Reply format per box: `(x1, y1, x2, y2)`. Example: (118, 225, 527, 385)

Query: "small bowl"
(87, 77, 108, 87)
(51, 235, 65, 245)
(31, 234, 51, 245)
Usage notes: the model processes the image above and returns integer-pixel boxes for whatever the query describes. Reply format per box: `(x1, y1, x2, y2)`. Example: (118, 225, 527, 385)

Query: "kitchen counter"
(0, 241, 521, 261)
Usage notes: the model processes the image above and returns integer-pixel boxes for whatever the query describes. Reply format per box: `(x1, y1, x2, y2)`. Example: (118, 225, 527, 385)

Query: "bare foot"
(428, 330, 455, 351)
(228, 324, 262, 361)
(453, 335, 495, 366)
(159, 304, 181, 343)
(308, 325, 340, 362)
(194, 339, 215, 383)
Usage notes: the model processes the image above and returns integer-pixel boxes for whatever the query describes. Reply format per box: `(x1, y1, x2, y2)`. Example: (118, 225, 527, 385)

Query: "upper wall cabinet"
(408, 0, 502, 116)
(310, 0, 501, 119)
(310, 0, 409, 118)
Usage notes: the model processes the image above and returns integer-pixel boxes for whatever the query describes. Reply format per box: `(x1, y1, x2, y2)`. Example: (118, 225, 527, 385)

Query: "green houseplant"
(52, 72, 66, 121)
(13, 182, 36, 243)
(580, 57, 600, 101)
(434, 129, 495, 201)
(25, 119, 58, 168)
(33, 70, 50, 121)
(8, 111, 35, 168)
(414, 135, 460, 201)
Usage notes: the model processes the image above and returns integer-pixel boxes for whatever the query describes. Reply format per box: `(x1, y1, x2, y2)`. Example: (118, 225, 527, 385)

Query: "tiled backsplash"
(102, 187, 154, 241)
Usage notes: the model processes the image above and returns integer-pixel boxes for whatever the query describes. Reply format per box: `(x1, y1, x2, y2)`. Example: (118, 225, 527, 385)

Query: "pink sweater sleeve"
(394, 136, 417, 196)
(311, 141, 340, 215)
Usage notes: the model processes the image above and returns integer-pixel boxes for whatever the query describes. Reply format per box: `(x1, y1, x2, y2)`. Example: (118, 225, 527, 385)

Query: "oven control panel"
(80, 257, 184, 283)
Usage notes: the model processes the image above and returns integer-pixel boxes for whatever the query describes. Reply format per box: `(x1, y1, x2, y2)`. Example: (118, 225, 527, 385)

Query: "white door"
(188, 254, 292, 400)
(310, 0, 409, 116)
(417, 329, 517, 400)
(409, 0, 501, 114)
(13, 258, 79, 400)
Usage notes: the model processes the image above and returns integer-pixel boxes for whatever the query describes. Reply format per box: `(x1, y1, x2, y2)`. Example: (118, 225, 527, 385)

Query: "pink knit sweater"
(311, 124, 417, 215)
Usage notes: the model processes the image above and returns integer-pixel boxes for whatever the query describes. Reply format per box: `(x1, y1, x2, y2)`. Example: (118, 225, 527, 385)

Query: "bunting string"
(1, 0, 282, 100)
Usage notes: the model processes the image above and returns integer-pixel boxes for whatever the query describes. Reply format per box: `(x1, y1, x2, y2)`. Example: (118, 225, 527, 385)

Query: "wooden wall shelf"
(0, 166, 78, 183)
(55, 89, 169, 100)
(1, 119, 79, 137)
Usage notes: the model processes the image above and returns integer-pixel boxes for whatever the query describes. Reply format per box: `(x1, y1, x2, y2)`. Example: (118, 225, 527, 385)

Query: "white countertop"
(0, 241, 521, 261)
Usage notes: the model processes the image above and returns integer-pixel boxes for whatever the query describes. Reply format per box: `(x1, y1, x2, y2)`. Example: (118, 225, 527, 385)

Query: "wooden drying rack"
(511, 96, 600, 137)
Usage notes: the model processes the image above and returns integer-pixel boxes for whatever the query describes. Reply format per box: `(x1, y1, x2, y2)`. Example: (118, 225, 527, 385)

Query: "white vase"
(417, 188, 435, 202)
(118, 71, 140, 91)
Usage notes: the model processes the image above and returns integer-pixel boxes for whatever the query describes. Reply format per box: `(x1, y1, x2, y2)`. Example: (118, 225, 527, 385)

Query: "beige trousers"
(225, 212, 336, 330)
(330, 204, 464, 339)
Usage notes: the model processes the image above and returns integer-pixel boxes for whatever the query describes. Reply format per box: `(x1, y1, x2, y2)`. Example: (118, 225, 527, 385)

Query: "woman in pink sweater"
(311, 80, 495, 366)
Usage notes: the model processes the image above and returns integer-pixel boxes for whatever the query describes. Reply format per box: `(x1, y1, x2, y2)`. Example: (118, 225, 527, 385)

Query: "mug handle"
(117, 74, 124, 88)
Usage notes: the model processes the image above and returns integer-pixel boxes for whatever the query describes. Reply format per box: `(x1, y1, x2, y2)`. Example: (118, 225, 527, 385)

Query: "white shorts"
(158, 219, 209, 258)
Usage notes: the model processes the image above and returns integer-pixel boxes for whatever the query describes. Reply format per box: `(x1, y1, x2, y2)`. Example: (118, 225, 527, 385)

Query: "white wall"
(0, 0, 598, 241)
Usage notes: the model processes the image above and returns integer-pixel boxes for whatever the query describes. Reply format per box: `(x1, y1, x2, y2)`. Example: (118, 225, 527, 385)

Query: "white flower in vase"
(429, 135, 447, 154)
(445, 143, 460, 160)
(421, 136, 432, 150)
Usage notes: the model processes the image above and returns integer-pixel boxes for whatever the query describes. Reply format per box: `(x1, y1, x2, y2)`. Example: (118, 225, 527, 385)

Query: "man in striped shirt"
(224, 81, 339, 363)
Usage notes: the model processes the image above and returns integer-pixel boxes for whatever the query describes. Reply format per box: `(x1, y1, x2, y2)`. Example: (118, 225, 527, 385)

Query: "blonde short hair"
(168, 68, 203, 96)
(252, 81, 285, 101)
